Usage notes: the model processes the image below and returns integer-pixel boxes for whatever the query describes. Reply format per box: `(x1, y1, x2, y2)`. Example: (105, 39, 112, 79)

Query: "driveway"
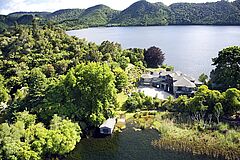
(138, 86, 173, 100)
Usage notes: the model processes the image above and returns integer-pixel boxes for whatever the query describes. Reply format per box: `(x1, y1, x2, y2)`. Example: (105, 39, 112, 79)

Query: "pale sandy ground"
(138, 86, 173, 100)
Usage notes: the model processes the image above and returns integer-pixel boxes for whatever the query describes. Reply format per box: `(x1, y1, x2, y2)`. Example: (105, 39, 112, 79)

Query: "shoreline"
(65, 24, 240, 32)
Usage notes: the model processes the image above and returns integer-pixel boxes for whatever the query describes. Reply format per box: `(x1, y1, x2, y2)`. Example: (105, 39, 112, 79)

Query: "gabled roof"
(174, 77, 196, 88)
(100, 118, 116, 129)
(160, 70, 197, 83)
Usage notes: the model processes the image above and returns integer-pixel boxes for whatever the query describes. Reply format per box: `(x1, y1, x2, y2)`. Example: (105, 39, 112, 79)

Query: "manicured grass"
(125, 113, 135, 120)
(146, 68, 165, 72)
(117, 92, 128, 107)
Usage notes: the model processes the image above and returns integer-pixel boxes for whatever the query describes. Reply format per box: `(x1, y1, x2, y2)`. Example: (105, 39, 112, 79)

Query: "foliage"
(113, 67, 129, 93)
(170, 0, 240, 25)
(124, 92, 162, 112)
(99, 41, 122, 62)
(144, 46, 165, 68)
(0, 74, 9, 103)
(37, 63, 117, 126)
(198, 73, 208, 84)
(0, 111, 81, 160)
(2, 1, 240, 30)
(126, 85, 240, 121)
(0, 26, 144, 124)
(151, 112, 240, 160)
(210, 46, 240, 90)
(110, 1, 171, 26)
(222, 88, 240, 115)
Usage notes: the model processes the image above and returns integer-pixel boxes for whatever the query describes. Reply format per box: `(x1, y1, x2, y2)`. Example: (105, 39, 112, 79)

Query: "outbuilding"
(99, 118, 116, 134)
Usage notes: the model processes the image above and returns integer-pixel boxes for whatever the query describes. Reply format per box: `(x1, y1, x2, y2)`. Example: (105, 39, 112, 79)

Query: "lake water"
(67, 26, 240, 78)
(66, 122, 214, 160)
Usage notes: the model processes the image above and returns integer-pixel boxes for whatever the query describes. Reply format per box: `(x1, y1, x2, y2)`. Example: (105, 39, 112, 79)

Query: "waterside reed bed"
(132, 112, 240, 160)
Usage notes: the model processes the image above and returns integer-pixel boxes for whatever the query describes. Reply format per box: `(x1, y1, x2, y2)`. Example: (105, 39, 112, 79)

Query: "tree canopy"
(0, 111, 81, 160)
(144, 46, 165, 68)
(210, 46, 240, 90)
(36, 62, 117, 126)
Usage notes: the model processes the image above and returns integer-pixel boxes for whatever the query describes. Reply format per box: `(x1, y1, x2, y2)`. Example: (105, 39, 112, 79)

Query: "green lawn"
(146, 67, 165, 73)
(117, 92, 128, 108)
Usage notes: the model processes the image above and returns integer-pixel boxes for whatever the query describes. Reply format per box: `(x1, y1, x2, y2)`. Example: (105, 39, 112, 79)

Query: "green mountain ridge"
(1, 0, 240, 31)
(170, 0, 240, 25)
(110, 1, 171, 26)
(8, 11, 51, 18)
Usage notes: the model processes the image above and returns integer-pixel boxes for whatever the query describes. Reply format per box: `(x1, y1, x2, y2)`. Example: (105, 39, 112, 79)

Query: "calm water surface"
(67, 26, 240, 78)
(66, 123, 214, 160)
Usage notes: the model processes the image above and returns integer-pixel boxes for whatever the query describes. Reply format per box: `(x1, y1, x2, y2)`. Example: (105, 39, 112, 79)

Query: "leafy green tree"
(83, 43, 103, 62)
(153, 98, 162, 110)
(27, 68, 48, 99)
(123, 48, 145, 66)
(116, 56, 130, 70)
(222, 88, 240, 115)
(67, 63, 117, 126)
(41, 64, 55, 78)
(0, 111, 81, 160)
(143, 96, 154, 110)
(54, 60, 70, 75)
(39, 63, 117, 126)
(188, 96, 208, 120)
(195, 85, 223, 115)
(47, 114, 81, 155)
(144, 46, 165, 68)
(99, 40, 122, 61)
(210, 46, 240, 90)
(198, 73, 208, 84)
(213, 102, 223, 123)
(162, 96, 175, 111)
(174, 95, 189, 112)
(0, 74, 9, 103)
(124, 92, 145, 111)
(113, 67, 128, 93)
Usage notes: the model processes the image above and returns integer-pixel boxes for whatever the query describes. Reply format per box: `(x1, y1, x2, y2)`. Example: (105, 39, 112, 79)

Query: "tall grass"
(151, 113, 240, 160)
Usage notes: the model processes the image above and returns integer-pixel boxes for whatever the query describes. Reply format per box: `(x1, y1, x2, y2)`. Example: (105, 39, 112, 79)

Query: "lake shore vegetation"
(0, 21, 239, 159)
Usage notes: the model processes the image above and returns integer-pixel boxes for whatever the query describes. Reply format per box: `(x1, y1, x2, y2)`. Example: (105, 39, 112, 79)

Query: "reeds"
(151, 115, 240, 160)
(152, 137, 240, 160)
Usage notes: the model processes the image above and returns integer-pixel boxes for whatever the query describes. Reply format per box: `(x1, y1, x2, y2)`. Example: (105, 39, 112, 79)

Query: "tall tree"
(210, 46, 240, 90)
(222, 88, 240, 115)
(113, 67, 128, 93)
(144, 46, 165, 68)
(38, 63, 117, 126)
(0, 111, 81, 160)
(0, 74, 9, 103)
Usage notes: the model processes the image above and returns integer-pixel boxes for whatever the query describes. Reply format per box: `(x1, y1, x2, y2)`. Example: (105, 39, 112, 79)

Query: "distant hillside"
(77, 5, 119, 26)
(169, 0, 240, 25)
(8, 12, 50, 18)
(1, 0, 240, 31)
(47, 5, 119, 29)
(47, 9, 84, 22)
(110, 1, 171, 26)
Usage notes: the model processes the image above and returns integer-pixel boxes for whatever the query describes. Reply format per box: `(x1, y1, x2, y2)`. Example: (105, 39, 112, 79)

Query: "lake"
(66, 122, 214, 160)
(67, 26, 240, 78)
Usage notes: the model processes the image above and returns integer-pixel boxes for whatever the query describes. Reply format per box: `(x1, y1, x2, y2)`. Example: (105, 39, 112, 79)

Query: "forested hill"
(1, 0, 240, 31)
(170, 0, 240, 25)
(110, 1, 172, 26)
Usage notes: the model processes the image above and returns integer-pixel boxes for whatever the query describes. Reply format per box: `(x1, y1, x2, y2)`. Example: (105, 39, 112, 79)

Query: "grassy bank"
(131, 111, 240, 160)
